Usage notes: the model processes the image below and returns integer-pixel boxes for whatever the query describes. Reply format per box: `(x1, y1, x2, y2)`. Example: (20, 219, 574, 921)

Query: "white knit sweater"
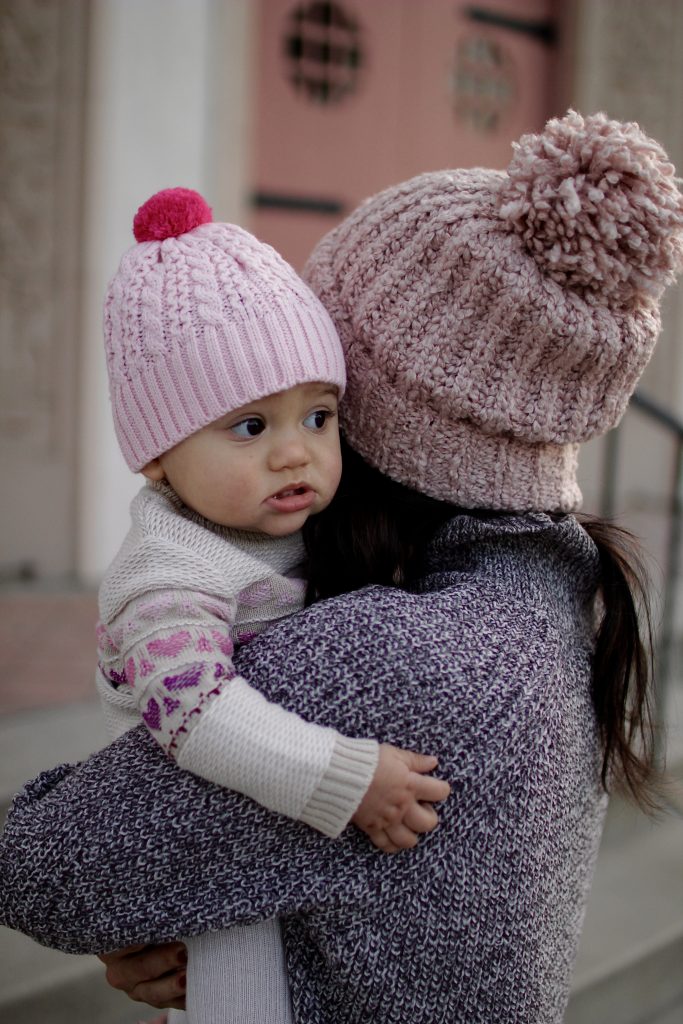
(97, 483, 378, 837)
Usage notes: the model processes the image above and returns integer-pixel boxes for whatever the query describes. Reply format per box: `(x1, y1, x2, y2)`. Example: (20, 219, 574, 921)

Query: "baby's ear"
(140, 458, 165, 482)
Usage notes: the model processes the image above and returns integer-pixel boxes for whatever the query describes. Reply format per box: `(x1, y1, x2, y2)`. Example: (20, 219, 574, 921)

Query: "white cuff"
(299, 735, 379, 838)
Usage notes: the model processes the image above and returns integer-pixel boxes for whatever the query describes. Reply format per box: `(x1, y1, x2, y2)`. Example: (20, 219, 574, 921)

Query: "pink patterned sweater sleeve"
(98, 589, 242, 757)
(96, 484, 378, 837)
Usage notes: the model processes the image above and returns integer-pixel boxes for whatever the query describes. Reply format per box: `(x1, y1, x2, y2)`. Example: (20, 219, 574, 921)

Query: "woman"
(2, 111, 682, 1023)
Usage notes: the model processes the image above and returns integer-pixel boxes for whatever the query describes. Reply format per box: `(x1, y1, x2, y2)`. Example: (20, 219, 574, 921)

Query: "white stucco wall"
(77, 0, 253, 583)
(571, 0, 683, 516)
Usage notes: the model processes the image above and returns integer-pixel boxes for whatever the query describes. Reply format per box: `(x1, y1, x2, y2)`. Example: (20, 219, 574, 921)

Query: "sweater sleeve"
(102, 588, 377, 836)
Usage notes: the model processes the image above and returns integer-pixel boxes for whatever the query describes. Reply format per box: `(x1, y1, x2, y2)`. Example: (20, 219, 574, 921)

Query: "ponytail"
(579, 516, 660, 811)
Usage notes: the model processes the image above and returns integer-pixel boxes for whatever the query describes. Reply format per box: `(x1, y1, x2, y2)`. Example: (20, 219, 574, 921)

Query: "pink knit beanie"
(304, 111, 683, 511)
(104, 188, 346, 471)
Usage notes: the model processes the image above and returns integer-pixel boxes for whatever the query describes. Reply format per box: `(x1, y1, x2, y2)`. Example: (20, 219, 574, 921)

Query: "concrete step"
(0, 702, 145, 1021)
(0, 699, 108, 824)
(0, 930, 146, 1024)
(0, 701, 131, 1022)
(566, 786, 683, 1024)
(567, 927, 683, 1024)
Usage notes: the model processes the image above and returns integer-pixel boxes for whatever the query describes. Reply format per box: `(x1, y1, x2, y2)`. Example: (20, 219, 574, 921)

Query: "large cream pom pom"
(498, 110, 683, 307)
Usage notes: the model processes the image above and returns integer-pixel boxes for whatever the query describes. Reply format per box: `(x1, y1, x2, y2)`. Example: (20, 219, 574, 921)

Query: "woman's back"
(249, 512, 606, 1022)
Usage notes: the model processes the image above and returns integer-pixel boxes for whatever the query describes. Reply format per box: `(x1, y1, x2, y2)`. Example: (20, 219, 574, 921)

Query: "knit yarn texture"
(105, 203, 346, 471)
(1, 513, 606, 1024)
(303, 111, 683, 511)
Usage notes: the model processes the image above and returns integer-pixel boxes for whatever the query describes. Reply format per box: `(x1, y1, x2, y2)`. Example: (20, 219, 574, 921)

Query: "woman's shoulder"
(426, 510, 599, 579)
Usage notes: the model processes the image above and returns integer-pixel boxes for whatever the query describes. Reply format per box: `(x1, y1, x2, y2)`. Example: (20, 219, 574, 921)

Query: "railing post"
(605, 391, 683, 752)
(656, 434, 683, 721)
(600, 426, 620, 519)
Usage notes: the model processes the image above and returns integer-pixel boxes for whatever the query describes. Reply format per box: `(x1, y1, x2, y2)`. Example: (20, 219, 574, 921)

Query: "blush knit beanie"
(104, 188, 346, 471)
(303, 110, 683, 511)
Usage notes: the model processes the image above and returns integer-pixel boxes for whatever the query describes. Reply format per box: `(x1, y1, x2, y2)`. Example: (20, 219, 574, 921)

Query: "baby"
(96, 188, 448, 1021)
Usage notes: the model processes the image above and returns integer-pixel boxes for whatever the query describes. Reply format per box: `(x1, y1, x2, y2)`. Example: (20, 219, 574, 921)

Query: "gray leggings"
(169, 918, 294, 1024)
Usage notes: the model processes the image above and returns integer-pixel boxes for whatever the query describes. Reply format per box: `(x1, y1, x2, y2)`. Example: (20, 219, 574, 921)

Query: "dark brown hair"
(577, 515, 658, 810)
(304, 441, 457, 602)
(304, 440, 658, 809)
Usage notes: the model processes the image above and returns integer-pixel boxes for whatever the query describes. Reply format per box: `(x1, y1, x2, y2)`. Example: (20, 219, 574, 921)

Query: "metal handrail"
(631, 390, 683, 439)
(601, 389, 683, 702)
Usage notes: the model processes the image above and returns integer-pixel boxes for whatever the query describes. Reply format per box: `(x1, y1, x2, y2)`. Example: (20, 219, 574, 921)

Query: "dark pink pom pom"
(133, 188, 213, 242)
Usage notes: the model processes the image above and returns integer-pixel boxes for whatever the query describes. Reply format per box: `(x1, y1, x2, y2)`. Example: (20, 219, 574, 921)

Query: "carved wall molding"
(0, 0, 86, 454)
(573, 0, 683, 509)
(0, 0, 87, 576)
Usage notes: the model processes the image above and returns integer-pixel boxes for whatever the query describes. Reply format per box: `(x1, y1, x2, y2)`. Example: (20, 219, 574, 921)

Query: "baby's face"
(142, 382, 342, 537)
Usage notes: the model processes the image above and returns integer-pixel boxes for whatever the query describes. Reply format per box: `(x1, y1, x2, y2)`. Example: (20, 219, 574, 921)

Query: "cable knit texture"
(105, 188, 346, 470)
(303, 111, 683, 511)
(97, 481, 377, 836)
(1, 513, 606, 1024)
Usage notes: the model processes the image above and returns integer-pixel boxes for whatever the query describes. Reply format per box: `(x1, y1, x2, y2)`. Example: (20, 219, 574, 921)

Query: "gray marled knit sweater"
(0, 513, 607, 1023)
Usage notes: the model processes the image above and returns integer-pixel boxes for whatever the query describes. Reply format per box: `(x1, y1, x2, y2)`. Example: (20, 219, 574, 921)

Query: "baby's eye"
(230, 417, 265, 438)
(303, 409, 332, 431)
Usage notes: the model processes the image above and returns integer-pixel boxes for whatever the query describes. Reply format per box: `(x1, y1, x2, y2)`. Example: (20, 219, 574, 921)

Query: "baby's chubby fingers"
(364, 826, 401, 854)
(384, 820, 420, 850)
(402, 800, 439, 835)
(394, 749, 451, 804)
(410, 771, 451, 804)
(402, 751, 439, 773)
(351, 743, 450, 849)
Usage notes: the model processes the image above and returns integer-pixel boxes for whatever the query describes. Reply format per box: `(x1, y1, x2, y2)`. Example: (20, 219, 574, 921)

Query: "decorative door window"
(451, 35, 517, 132)
(283, 1, 364, 104)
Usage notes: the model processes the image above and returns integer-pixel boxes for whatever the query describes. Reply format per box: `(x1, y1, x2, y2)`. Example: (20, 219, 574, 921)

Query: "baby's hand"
(351, 744, 450, 853)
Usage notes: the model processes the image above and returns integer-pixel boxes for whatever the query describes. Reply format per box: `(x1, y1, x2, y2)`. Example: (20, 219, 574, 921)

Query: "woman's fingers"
(100, 941, 186, 989)
(129, 969, 187, 1010)
(98, 942, 146, 965)
(99, 942, 187, 1009)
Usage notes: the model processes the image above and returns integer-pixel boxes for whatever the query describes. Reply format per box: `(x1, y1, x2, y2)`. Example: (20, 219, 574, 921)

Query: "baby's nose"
(268, 434, 310, 471)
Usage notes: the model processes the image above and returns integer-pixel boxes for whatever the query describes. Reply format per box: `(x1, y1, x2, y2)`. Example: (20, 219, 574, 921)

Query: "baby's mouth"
(274, 485, 308, 499)
(265, 484, 315, 513)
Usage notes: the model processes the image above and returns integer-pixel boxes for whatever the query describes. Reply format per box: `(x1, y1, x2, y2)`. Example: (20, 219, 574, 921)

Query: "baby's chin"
(259, 512, 313, 538)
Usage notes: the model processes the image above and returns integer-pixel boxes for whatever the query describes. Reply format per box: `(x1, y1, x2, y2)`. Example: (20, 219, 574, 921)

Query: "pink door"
(249, 0, 562, 269)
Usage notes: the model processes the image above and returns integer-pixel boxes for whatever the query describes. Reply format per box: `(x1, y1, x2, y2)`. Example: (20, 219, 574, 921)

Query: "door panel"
(249, 0, 561, 270)
(250, 0, 405, 268)
(398, 0, 559, 176)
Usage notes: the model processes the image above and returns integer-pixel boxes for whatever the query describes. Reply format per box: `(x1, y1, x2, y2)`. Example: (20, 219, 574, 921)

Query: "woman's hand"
(98, 942, 187, 1011)
(351, 744, 451, 853)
